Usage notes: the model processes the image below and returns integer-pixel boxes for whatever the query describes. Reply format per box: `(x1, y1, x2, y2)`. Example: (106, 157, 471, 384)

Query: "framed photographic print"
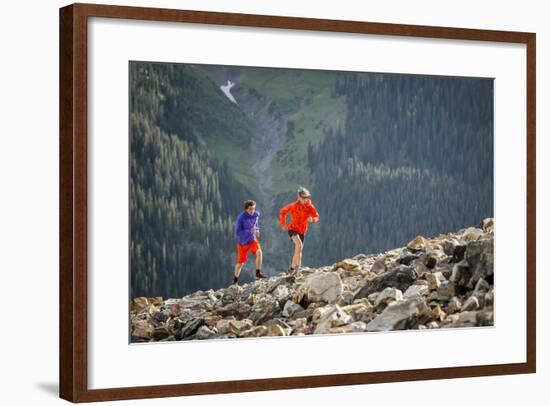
(59, 3, 536, 402)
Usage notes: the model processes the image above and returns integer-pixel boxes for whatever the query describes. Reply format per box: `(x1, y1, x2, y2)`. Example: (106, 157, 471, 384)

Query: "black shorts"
(288, 230, 305, 242)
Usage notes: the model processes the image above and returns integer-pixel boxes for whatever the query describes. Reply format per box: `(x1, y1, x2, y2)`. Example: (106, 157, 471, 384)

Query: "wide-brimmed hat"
(297, 187, 311, 198)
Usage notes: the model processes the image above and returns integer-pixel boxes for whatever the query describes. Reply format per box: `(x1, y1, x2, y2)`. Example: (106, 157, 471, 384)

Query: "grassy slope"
(243, 68, 347, 193)
(195, 64, 347, 194)
(176, 66, 256, 188)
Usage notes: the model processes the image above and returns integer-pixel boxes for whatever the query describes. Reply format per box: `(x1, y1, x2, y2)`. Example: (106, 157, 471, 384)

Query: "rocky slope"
(130, 218, 494, 342)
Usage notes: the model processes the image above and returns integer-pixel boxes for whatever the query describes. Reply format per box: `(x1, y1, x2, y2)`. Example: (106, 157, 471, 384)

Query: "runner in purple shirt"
(233, 200, 266, 285)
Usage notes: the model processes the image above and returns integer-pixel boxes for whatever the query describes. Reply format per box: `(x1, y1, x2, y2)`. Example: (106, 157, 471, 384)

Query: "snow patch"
(220, 80, 237, 104)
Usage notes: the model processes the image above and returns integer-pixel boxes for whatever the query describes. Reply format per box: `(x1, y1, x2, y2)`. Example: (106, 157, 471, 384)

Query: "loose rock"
(407, 235, 429, 252)
(374, 287, 403, 307)
(267, 324, 286, 336)
(282, 300, 305, 318)
(335, 258, 361, 271)
(426, 272, 444, 290)
(313, 305, 352, 334)
(403, 284, 430, 299)
(196, 325, 216, 340)
(365, 298, 430, 331)
(370, 256, 387, 274)
(450, 260, 471, 287)
(461, 296, 480, 312)
(131, 219, 495, 341)
(355, 265, 417, 299)
(437, 281, 456, 301)
(249, 296, 280, 325)
(448, 297, 462, 313)
(305, 272, 343, 304)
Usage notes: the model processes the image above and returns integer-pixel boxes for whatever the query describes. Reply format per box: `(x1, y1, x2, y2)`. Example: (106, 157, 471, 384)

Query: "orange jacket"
(279, 199, 320, 235)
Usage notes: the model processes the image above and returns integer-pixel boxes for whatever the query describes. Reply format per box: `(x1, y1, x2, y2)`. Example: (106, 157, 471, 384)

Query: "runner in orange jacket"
(279, 187, 320, 274)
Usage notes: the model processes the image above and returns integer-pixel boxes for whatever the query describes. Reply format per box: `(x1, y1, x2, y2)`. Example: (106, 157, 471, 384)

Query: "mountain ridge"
(130, 217, 495, 342)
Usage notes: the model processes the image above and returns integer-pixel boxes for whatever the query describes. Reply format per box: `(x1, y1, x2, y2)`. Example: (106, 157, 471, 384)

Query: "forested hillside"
(130, 62, 255, 298)
(304, 73, 493, 266)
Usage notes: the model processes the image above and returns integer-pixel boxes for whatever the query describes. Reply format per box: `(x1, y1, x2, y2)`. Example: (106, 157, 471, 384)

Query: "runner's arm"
(308, 203, 320, 223)
(279, 204, 291, 229)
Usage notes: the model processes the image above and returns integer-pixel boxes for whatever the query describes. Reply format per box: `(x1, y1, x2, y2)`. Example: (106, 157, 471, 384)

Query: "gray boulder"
(481, 218, 494, 232)
(448, 296, 462, 313)
(216, 319, 253, 335)
(423, 253, 438, 269)
(442, 239, 467, 262)
(266, 275, 295, 294)
(464, 239, 494, 287)
(450, 260, 472, 287)
(460, 227, 485, 242)
(461, 296, 480, 311)
(282, 300, 305, 318)
(175, 318, 205, 340)
(365, 298, 429, 331)
(196, 325, 217, 340)
(305, 272, 343, 304)
(355, 265, 417, 299)
(249, 296, 280, 325)
(216, 302, 251, 320)
(272, 285, 291, 302)
(370, 256, 387, 274)
(152, 326, 170, 341)
(396, 252, 419, 265)
(437, 281, 456, 301)
(403, 284, 430, 299)
(426, 272, 444, 290)
(267, 324, 286, 336)
(152, 310, 169, 324)
(443, 311, 478, 328)
(478, 309, 494, 326)
(313, 305, 353, 334)
(374, 287, 403, 307)
(239, 325, 268, 338)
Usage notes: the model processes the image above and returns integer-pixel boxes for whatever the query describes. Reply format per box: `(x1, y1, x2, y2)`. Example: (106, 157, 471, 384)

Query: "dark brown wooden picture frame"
(59, 2, 536, 403)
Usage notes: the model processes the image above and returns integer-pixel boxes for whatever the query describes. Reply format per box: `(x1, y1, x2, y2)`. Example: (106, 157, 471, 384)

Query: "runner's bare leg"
(291, 235, 303, 269)
(234, 263, 244, 278)
(255, 249, 263, 270)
